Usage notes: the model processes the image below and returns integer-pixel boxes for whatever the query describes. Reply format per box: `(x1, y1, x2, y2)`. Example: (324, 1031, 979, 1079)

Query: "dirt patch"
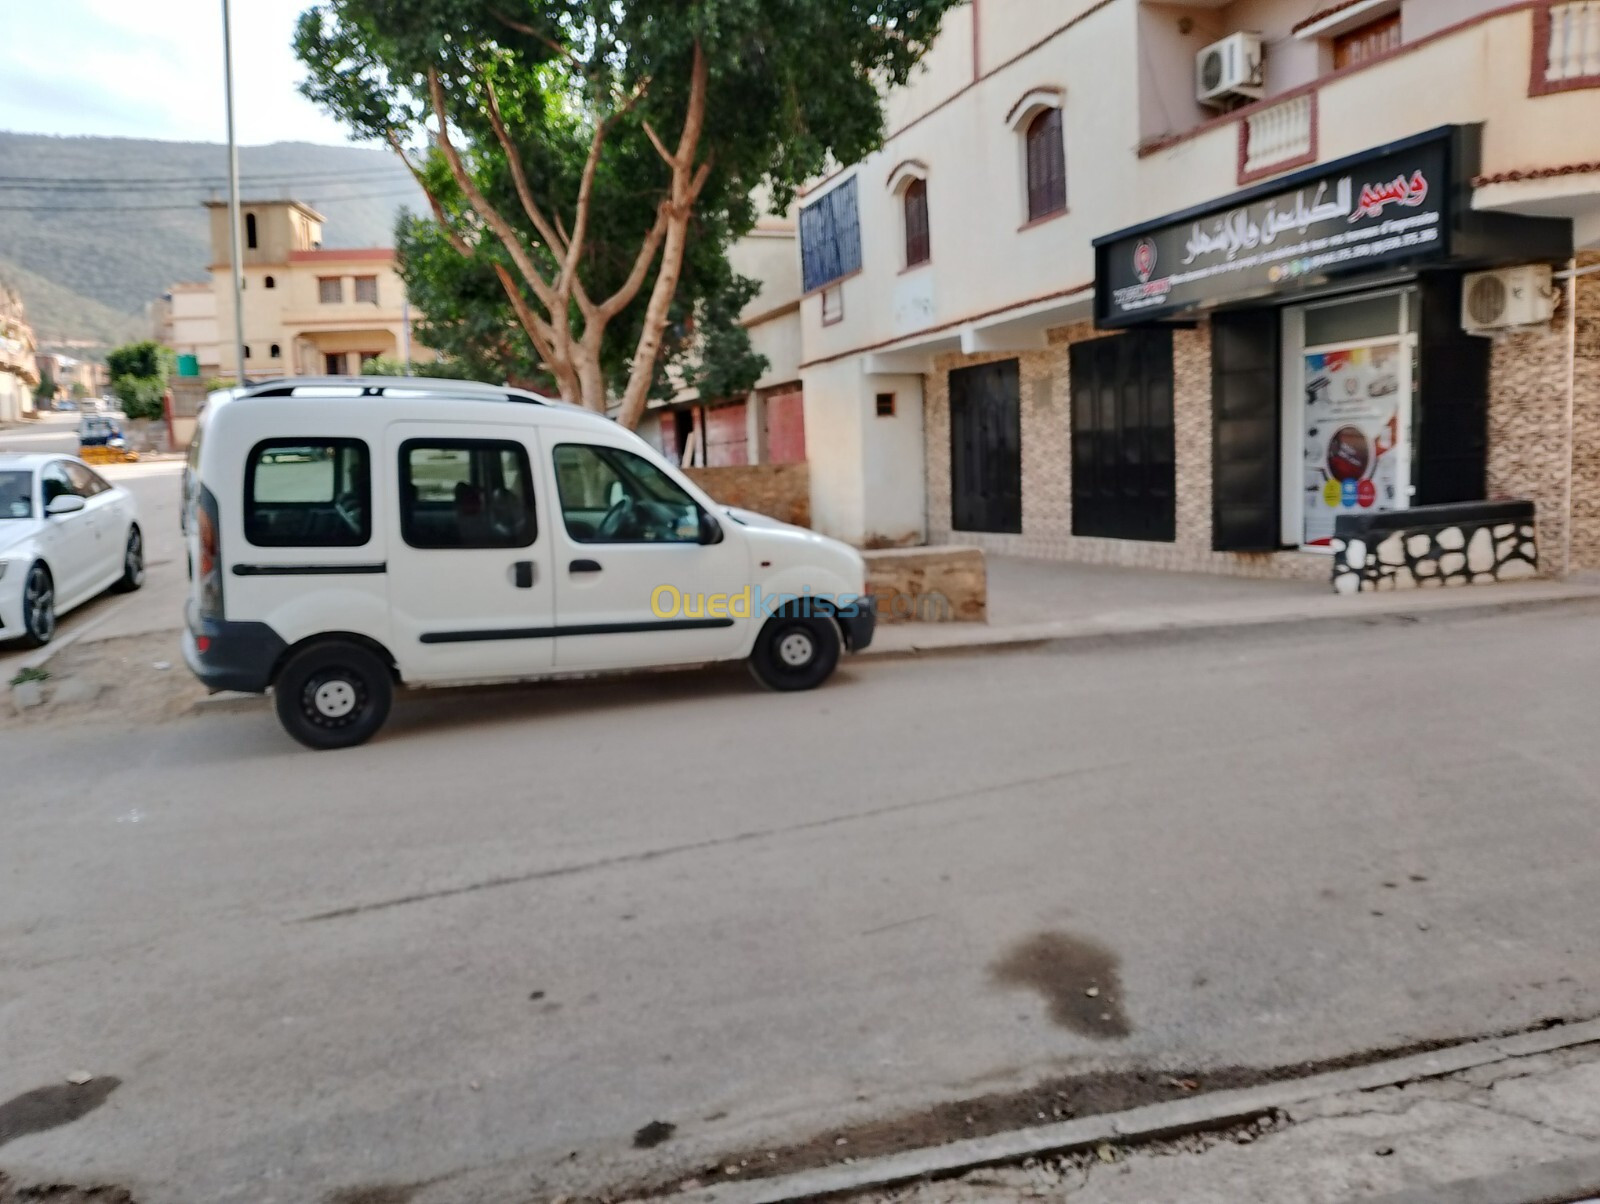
(991, 931, 1130, 1040)
(0, 1079, 121, 1150)
(2, 633, 204, 730)
(0, 1172, 137, 1204)
(608, 1018, 1584, 1200)
(323, 1187, 420, 1204)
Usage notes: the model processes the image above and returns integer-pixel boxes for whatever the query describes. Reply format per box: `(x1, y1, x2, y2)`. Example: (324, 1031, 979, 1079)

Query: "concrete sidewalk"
(868, 555, 1600, 657)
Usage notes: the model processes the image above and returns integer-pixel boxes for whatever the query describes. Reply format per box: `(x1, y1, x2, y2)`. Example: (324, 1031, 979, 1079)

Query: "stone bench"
(863, 546, 986, 623)
(1331, 500, 1538, 593)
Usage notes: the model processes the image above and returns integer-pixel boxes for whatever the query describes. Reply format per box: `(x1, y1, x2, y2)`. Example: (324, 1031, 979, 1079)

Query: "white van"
(182, 378, 874, 749)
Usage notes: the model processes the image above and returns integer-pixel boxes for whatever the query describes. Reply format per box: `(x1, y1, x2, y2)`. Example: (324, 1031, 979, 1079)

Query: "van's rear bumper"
(838, 606, 875, 653)
(184, 603, 286, 694)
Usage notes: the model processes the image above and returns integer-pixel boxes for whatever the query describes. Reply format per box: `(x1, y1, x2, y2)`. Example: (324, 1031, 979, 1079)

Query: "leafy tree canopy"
(107, 339, 174, 421)
(295, 0, 959, 426)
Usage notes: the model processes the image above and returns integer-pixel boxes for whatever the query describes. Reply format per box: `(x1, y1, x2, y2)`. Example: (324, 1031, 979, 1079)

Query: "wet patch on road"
(0, 1171, 137, 1203)
(633, 1120, 677, 1149)
(991, 930, 1131, 1039)
(0, 1077, 121, 1149)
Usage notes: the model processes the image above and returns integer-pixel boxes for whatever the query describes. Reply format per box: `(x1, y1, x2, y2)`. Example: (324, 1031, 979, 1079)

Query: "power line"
(0, 186, 424, 213)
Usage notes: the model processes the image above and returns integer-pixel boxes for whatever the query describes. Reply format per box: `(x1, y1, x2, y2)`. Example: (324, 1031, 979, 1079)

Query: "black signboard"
(1096, 130, 1455, 327)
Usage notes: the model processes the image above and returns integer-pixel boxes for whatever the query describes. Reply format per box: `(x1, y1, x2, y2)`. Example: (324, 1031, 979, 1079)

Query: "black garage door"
(949, 360, 1022, 534)
(1070, 330, 1175, 542)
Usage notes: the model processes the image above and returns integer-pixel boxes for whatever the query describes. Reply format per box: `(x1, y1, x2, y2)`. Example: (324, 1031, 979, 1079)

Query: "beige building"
(187, 199, 425, 381)
(0, 283, 39, 422)
(154, 281, 222, 380)
(788, 0, 1600, 579)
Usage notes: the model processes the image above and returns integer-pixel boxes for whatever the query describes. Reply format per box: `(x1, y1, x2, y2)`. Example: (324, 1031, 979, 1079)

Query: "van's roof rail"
(235, 375, 551, 405)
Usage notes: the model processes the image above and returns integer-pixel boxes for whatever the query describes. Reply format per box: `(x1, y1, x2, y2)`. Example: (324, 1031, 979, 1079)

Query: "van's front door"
(385, 424, 555, 683)
(546, 437, 749, 670)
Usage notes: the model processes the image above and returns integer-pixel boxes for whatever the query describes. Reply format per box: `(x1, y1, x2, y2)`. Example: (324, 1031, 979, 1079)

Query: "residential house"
(0, 284, 39, 422)
(790, 0, 1600, 575)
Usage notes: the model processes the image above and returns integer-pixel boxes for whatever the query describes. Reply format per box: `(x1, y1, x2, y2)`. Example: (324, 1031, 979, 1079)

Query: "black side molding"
(232, 563, 387, 577)
(419, 618, 735, 645)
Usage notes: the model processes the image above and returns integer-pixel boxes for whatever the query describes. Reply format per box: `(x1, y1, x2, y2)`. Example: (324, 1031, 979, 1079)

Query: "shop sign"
(1096, 134, 1451, 326)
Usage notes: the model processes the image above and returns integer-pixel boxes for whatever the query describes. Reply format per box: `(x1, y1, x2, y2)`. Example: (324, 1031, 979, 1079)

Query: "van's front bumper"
(184, 602, 287, 693)
(838, 605, 875, 653)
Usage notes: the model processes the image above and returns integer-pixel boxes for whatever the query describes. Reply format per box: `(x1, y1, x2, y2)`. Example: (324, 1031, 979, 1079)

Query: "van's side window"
(245, 439, 371, 548)
(553, 443, 702, 543)
(399, 440, 535, 549)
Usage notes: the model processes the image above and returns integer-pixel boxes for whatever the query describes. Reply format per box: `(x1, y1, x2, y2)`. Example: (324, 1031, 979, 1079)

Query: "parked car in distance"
(54, 400, 78, 413)
(78, 415, 126, 447)
(183, 377, 875, 750)
(0, 453, 144, 647)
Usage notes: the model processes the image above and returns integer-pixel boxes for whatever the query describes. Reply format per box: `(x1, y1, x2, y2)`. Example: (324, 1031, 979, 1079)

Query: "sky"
(1, 0, 355, 146)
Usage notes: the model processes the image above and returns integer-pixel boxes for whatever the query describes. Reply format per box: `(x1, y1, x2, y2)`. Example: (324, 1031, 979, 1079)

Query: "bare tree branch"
(640, 120, 674, 168)
(597, 205, 669, 321)
(427, 67, 559, 313)
(480, 71, 570, 258)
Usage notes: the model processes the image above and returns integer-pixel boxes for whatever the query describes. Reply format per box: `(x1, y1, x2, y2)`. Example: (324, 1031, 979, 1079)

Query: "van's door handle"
(569, 559, 603, 574)
(512, 560, 535, 588)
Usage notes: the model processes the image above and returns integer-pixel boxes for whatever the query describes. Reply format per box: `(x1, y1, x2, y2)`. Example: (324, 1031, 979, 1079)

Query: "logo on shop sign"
(1134, 239, 1157, 284)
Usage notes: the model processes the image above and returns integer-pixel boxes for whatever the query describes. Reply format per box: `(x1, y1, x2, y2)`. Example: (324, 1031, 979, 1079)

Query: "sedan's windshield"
(0, 469, 33, 519)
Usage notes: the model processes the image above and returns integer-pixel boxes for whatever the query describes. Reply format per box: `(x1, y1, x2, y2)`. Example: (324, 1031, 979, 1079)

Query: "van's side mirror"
(45, 494, 86, 516)
(697, 509, 723, 545)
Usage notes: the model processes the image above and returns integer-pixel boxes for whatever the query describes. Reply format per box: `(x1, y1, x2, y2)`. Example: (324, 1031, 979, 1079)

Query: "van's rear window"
(244, 439, 370, 547)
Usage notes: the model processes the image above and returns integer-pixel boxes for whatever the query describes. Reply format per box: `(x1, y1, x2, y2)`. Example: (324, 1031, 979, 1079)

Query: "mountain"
(0, 132, 426, 353)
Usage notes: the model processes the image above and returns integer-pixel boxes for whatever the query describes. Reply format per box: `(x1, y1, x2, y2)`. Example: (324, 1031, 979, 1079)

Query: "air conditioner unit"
(1461, 265, 1557, 335)
(1196, 32, 1264, 107)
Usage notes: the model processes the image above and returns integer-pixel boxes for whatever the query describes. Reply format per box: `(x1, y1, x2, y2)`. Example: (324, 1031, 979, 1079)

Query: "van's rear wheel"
(748, 614, 840, 691)
(273, 640, 392, 750)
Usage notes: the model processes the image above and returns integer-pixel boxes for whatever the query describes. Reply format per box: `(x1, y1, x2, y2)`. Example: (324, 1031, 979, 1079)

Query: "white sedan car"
(0, 453, 143, 647)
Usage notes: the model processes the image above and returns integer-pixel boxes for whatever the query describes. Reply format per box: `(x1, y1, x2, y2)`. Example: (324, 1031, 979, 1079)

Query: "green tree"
(107, 339, 175, 421)
(294, 0, 958, 427)
(357, 355, 471, 379)
(69, 381, 91, 400)
(33, 371, 55, 403)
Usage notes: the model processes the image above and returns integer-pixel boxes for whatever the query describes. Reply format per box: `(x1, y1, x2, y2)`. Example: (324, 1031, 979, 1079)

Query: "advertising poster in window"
(1302, 341, 1403, 546)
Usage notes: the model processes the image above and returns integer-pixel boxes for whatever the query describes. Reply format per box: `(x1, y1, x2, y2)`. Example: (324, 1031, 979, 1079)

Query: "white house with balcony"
(787, 0, 1600, 578)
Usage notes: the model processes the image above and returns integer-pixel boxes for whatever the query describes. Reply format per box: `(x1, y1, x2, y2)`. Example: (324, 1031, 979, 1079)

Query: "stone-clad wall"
(683, 464, 810, 529)
(923, 320, 1327, 581)
(1331, 504, 1538, 592)
(1568, 252, 1600, 570)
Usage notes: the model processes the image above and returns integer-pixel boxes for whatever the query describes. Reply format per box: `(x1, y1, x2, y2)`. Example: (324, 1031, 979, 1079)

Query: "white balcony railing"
(1547, 1, 1600, 82)
(1242, 94, 1314, 177)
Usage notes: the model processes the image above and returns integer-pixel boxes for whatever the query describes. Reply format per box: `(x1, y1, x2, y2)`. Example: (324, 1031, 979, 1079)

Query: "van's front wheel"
(748, 614, 841, 691)
(274, 640, 393, 750)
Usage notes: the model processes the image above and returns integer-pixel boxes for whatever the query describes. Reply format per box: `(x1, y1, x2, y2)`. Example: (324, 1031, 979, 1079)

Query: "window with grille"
(1025, 108, 1067, 222)
(903, 179, 930, 267)
(1334, 13, 1401, 69)
(354, 275, 378, 304)
(318, 277, 343, 304)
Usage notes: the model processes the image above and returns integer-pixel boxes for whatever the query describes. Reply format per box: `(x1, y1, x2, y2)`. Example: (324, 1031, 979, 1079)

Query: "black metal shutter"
(1211, 309, 1282, 550)
(1070, 331, 1175, 542)
(949, 360, 1022, 534)
(1414, 272, 1490, 505)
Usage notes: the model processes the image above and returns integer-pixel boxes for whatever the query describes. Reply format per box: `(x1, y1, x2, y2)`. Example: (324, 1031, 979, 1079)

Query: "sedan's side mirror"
(45, 494, 86, 516)
(697, 509, 723, 545)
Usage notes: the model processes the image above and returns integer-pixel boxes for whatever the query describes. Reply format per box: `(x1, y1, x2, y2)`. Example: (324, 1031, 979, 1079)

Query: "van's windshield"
(0, 470, 33, 519)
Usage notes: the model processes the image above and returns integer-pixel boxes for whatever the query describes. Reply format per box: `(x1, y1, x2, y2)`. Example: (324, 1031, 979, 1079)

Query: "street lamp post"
(222, 0, 247, 385)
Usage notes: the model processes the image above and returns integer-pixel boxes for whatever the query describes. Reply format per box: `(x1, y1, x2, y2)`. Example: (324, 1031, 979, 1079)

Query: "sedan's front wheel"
(113, 524, 144, 593)
(20, 562, 56, 648)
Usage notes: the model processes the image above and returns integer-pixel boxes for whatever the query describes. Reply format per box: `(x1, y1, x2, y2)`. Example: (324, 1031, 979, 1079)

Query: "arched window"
(264, 275, 276, 289)
(269, 343, 281, 358)
(243, 345, 252, 360)
(1024, 108, 1066, 221)
(903, 179, 930, 267)
(245, 212, 258, 250)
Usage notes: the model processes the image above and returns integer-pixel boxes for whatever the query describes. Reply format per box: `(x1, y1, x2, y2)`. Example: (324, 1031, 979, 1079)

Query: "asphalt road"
(4, 603, 1600, 1203)
(0, 414, 185, 676)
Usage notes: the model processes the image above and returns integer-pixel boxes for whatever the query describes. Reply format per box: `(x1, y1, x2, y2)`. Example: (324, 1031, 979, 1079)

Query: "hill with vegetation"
(0, 132, 424, 354)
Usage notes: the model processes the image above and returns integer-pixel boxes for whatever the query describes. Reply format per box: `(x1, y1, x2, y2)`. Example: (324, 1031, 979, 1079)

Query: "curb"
(861, 589, 1600, 663)
(646, 1019, 1600, 1204)
(3, 612, 112, 679)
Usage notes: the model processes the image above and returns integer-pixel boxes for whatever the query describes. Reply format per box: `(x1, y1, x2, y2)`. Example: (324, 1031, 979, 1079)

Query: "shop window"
(1071, 330, 1174, 542)
(318, 277, 343, 304)
(903, 179, 930, 267)
(1304, 293, 1403, 344)
(949, 360, 1022, 534)
(1025, 108, 1067, 222)
(1334, 13, 1401, 70)
(354, 275, 379, 304)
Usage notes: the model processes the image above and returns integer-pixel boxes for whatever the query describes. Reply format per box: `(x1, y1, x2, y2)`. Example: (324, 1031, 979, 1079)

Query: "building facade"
(793, 0, 1600, 574)
(0, 283, 39, 423)
(186, 200, 425, 382)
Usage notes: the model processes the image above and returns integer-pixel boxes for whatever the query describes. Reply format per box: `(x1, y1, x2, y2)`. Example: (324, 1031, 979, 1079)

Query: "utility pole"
(222, 0, 247, 385)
